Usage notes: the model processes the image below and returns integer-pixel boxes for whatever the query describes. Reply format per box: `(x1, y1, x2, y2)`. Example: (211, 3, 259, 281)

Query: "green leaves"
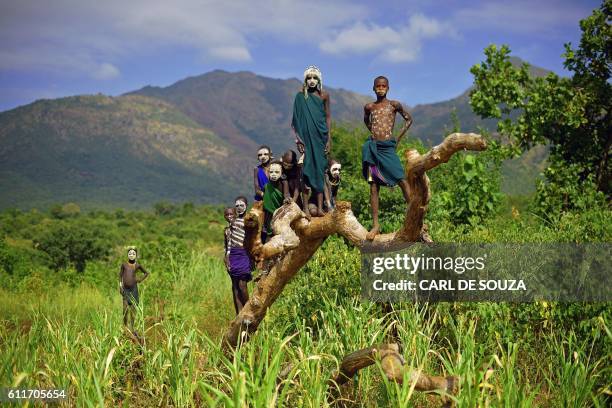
(470, 1, 611, 212)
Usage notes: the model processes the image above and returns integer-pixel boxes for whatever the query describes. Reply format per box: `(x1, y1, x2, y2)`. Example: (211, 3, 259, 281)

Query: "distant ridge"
(0, 59, 550, 209)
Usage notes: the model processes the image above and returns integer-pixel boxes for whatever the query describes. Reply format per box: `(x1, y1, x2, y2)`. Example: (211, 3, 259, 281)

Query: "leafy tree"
(469, 0, 610, 214)
(0, 238, 19, 275)
(50, 203, 81, 219)
(35, 223, 109, 272)
(154, 201, 177, 216)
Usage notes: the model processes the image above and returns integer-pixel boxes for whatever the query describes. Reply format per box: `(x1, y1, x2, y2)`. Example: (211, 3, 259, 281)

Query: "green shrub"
(34, 223, 110, 272)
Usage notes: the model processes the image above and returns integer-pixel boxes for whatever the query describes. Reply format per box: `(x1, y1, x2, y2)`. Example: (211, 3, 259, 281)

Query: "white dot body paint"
(127, 249, 137, 261)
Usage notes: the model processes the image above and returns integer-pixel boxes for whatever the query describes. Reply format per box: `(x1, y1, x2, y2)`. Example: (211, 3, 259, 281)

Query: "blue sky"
(0, 0, 601, 112)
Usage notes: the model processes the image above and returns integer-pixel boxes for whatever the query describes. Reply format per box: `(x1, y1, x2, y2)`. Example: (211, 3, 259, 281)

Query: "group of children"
(253, 145, 342, 240)
(118, 68, 413, 324)
(222, 66, 414, 314)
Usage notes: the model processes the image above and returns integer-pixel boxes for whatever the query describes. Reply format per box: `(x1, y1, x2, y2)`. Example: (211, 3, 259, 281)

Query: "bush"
(425, 133, 504, 226)
(35, 223, 110, 272)
(531, 156, 608, 221)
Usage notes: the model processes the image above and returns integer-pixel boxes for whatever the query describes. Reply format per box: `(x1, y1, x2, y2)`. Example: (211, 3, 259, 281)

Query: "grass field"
(1, 232, 610, 407)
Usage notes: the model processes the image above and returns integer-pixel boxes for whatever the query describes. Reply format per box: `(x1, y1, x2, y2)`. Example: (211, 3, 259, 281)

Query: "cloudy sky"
(0, 0, 601, 112)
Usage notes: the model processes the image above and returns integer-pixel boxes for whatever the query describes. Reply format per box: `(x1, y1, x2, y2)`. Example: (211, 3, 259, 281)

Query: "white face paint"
(257, 148, 270, 164)
(127, 249, 137, 261)
(306, 75, 319, 89)
(330, 163, 341, 178)
(235, 199, 247, 215)
(269, 163, 282, 182)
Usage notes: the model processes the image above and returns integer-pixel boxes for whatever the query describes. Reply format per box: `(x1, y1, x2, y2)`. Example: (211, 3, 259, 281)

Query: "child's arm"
(118, 264, 124, 293)
(282, 180, 291, 203)
(363, 104, 373, 132)
(253, 167, 263, 199)
(291, 183, 300, 203)
(136, 264, 150, 283)
(393, 101, 412, 144)
(323, 92, 332, 153)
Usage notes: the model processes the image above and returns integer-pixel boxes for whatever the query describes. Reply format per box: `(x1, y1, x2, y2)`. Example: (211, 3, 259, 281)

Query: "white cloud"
(209, 47, 252, 62)
(0, 0, 367, 78)
(92, 63, 120, 80)
(0, 47, 121, 80)
(320, 14, 454, 63)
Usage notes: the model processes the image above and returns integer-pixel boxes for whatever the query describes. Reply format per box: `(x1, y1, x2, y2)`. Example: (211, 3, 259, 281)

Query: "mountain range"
(0, 59, 549, 210)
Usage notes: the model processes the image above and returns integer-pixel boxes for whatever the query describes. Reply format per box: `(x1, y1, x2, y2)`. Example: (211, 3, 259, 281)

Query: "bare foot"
(315, 208, 325, 217)
(366, 225, 380, 240)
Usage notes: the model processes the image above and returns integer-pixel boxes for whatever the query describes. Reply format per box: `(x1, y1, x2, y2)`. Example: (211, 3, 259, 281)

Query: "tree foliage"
(469, 0, 611, 214)
(35, 223, 109, 272)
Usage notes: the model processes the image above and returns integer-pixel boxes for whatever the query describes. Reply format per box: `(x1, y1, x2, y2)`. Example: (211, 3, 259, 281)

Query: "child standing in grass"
(226, 197, 254, 314)
(119, 247, 150, 337)
(223, 207, 235, 270)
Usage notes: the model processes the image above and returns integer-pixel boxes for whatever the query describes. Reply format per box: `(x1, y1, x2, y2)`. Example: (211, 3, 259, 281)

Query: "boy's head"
(224, 207, 236, 223)
(257, 145, 271, 164)
(303, 65, 322, 91)
(373, 76, 389, 97)
(234, 196, 248, 215)
(269, 161, 283, 182)
(329, 159, 341, 178)
(127, 247, 137, 261)
(281, 150, 297, 171)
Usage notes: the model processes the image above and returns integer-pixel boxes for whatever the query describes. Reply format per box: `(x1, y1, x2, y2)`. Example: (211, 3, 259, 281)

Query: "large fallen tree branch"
(329, 344, 458, 400)
(222, 132, 486, 349)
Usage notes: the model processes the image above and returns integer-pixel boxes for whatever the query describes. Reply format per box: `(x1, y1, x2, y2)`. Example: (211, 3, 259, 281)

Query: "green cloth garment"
(263, 182, 284, 215)
(291, 92, 328, 193)
(362, 137, 405, 187)
(263, 182, 284, 235)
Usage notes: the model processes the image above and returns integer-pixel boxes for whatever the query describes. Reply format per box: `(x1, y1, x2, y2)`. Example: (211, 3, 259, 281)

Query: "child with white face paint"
(119, 247, 150, 335)
(324, 159, 342, 210)
(291, 65, 331, 217)
(262, 161, 289, 241)
(223, 207, 236, 270)
(253, 145, 272, 201)
(227, 196, 254, 314)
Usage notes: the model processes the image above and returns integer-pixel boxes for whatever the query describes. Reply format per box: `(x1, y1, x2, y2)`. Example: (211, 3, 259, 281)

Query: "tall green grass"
(1, 238, 610, 406)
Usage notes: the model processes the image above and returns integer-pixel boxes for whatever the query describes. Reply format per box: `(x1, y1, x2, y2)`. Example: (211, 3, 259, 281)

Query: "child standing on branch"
(291, 65, 331, 217)
(362, 76, 413, 240)
(253, 145, 272, 202)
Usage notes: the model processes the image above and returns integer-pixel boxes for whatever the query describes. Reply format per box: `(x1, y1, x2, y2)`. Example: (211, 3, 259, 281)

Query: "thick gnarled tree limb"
(329, 344, 458, 399)
(222, 132, 487, 350)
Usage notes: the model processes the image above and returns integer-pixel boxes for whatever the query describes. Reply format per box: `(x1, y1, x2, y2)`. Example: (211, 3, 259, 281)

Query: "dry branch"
(329, 343, 457, 392)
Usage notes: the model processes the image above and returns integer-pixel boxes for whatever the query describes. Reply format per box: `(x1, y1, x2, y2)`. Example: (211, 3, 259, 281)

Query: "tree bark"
(329, 343, 457, 392)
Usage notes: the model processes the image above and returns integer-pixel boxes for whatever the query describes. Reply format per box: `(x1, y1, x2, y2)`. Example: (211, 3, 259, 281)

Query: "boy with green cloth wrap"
(263, 161, 288, 240)
(362, 76, 413, 240)
(291, 65, 331, 217)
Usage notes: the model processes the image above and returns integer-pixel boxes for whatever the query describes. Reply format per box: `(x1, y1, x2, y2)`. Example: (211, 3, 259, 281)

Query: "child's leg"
(263, 211, 272, 242)
(367, 183, 381, 240)
(302, 189, 311, 219)
(237, 279, 249, 310)
(128, 305, 136, 331)
(231, 278, 241, 314)
(122, 299, 129, 326)
(315, 192, 325, 216)
(398, 179, 411, 203)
